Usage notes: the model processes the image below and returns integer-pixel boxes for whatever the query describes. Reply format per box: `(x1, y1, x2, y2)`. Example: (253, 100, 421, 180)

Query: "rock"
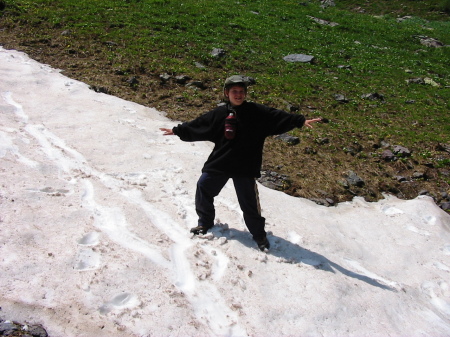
(326, 198, 335, 206)
(406, 77, 425, 85)
(310, 198, 328, 206)
(211, 48, 226, 58)
(275, 133, 300, 145)
(337, 178, 349, 189)
(245, 76, 257, 85)
(258, 180, 279, 190)
(317, 137, 329, 145)
(310, 190, 336, 207)
(283, 54, 315, 63)
(381, 150, 396, 161)
(127, 76, 139, 86)
(361, 92, 384, 101)
(320, 0, 335, 8)
(194, 62, 206, 69)
(159, 73, 171, 83)
(0, 321, 17, 334)
(418, 36, 444, 48)
(424, 77, 440, 87)
(412, 171, 425, 180)
(258, 170, 291, 191)
(392, 145, 411, 157)
(89, 85, 109, 94)
(397, 16, 413, 22)
(440, 202, 450, 212)
(284, 101, 299, 112)
(343, 144, 362, 156)
(395, 176, 407, 182)
(0, 320, 48, 337)
(436, 143, 450, 153)
(439, 191, 450, 201)
(28, 325, 48, 337)
(440, 169, 450, 177)
(175, 75, 191, 84)
(307, 16, 339, 27)
(304, 146, 317, 155)
(345, 170, 365, 187)
(334, 94, 349, 103)
(186, 81, 206, 90)
(380, 140, 390, 148)
(104, 41, 118, 47)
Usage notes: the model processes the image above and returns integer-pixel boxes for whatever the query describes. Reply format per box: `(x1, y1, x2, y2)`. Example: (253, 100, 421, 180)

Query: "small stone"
(382, 150, 396, 161)
(440, 202, 450, 211)
(28, 325, 48, 337)
(127, 76, 139, 86)
(334, 94, 349, 103)
(406, 77, 425, 85)
(194, 62, 206, 69)
(175, 75, 191, 84)
(419, 37, 444, 48)
(392, 145, 411, 157)
(159, 73, 171, 83)
(361, 92, 384, 101)
(0, 322, 18, 333)
(275, 133, 300, 145)
(345, 170, 365, 187)
(325, 198, 335, 206)
(424, 77, 440, 87)
(187, 81, 206, 90)
(211, 48, 226, 58)
(283, 54, 315, 63)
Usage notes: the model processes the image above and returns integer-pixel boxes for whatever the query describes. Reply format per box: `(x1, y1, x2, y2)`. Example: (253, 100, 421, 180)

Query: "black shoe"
(254, 236, 270, 251)
(190, 225, 212, 235)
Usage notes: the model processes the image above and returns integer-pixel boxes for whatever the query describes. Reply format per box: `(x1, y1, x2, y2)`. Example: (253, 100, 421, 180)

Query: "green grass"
(3, 0, 449, 140)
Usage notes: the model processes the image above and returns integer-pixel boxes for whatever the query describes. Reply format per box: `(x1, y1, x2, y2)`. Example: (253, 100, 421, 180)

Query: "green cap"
(224, 75, 250, 89)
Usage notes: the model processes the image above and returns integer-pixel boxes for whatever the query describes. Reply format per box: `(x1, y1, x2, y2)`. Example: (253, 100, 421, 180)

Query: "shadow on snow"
(211, 226, 397, 292)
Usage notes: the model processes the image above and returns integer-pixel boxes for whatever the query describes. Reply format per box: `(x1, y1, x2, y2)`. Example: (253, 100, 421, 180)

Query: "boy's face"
(225, 85, 247, 106)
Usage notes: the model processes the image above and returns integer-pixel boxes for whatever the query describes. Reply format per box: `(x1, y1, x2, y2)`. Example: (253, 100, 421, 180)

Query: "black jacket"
(173, 101, 305, 177)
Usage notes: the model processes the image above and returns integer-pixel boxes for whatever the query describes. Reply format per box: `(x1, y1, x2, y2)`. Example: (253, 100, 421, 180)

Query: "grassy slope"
(1, 0, 449, 205)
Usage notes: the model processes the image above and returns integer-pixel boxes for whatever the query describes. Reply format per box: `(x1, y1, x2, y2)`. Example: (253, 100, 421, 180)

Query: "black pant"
(195, 172, 266, 239)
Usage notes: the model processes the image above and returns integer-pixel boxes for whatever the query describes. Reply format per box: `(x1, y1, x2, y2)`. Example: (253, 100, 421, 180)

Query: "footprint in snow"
(421, 281, 450, 317)
(99, 293, 140, 314)
(73, 248, 101, 271)
(78, 232, 100, 246)
(74, 232, 101, 270)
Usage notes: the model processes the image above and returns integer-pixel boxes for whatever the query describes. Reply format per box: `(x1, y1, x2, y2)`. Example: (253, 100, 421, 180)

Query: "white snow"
(1, 46, 450, 337)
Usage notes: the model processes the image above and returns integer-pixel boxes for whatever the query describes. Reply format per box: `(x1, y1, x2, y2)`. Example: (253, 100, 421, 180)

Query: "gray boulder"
(275, 133, 300, 145)
(283, 54, 315, 63)
(345, 170, 365, 187)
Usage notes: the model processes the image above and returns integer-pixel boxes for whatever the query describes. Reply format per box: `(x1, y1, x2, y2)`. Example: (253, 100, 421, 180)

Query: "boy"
(160, 75, 322, 251)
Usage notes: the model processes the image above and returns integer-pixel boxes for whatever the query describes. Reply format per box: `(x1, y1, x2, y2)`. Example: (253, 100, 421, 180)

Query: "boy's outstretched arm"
(160, 128, 174, 135)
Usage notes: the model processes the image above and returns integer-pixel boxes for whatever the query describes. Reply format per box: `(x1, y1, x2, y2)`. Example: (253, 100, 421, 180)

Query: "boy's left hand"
(304, 118, 326, 129)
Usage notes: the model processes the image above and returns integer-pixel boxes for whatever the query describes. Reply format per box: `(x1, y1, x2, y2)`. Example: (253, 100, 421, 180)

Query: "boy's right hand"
(160, 128, 174, 135)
